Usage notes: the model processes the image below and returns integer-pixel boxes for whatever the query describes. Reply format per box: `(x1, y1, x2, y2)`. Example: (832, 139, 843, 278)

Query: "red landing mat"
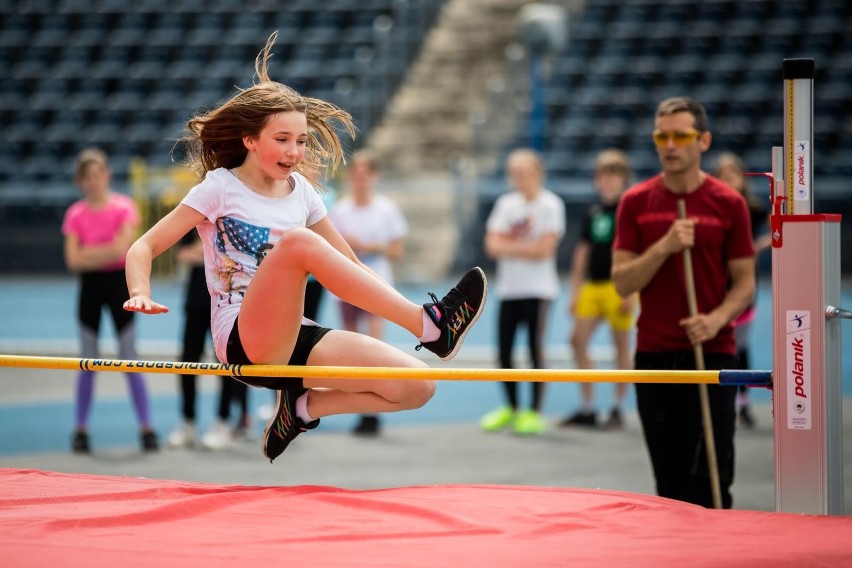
(1, 468, 851, 567)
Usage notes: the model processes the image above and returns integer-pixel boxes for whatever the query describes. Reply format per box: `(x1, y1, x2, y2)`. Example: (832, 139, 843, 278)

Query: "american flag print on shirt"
(216, 216, 273, 266)
(213, 216, 274, 305)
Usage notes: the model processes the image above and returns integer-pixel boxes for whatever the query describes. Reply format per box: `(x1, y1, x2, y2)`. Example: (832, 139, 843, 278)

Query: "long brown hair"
(180, 32, 356, 188)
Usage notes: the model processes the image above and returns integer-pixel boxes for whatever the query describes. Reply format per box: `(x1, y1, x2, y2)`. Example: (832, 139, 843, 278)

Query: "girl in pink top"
(62, 148, 158, 454)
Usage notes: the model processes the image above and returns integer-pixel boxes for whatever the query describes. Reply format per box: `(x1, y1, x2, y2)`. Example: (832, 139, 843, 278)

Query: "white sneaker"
(202, 420, 233, 450)
(168, 421, 196, 448)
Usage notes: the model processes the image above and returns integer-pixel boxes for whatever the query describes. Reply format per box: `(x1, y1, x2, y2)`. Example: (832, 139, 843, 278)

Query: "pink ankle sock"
(418, 307, 441, 343)
(295, 391, 313, 423)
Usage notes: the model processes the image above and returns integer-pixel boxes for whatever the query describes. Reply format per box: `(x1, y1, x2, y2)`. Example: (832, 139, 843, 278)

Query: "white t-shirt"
(329, 194, 408, 285)
(181, 168, 327, 363)
(485, 188, 565, 300)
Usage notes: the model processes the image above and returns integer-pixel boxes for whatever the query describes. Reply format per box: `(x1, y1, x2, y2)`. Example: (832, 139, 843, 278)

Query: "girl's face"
(76, 162, 110, 200)
(245, 111, 308, 181)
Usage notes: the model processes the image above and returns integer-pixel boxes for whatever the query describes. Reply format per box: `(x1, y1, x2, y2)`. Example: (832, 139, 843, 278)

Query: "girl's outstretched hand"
(123, 295, 169, 314)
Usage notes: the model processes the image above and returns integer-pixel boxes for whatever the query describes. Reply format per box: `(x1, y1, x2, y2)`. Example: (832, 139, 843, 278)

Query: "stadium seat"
(5, 0, 848, 192)
(47, 111, 88, 144)
(501, 0, 851, 184)
(107, 12, 149, 46)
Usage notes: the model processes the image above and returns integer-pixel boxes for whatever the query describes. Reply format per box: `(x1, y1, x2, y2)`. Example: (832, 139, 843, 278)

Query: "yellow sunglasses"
(652, 129, 702, 148)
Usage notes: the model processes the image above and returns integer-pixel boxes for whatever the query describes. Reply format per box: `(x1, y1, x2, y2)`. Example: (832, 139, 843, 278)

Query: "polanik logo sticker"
(786, 310, 811, 430)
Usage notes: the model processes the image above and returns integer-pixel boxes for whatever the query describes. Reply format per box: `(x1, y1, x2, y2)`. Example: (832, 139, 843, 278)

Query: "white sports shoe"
(202, 420, 233, 450)
(168, 421, 196, 449)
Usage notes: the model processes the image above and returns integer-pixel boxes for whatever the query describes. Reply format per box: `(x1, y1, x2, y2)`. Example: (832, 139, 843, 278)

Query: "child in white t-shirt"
(480, 148, 565, 435)
(123, 32, 487, 463)
(330, 151, 408, 436)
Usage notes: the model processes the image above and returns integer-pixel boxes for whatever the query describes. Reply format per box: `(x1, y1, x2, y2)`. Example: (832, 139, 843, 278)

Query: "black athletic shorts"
(225, 316, 331, 391)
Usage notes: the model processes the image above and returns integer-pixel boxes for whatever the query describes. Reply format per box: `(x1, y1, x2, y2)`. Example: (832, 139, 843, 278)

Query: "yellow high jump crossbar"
(0, 355, 772, 386)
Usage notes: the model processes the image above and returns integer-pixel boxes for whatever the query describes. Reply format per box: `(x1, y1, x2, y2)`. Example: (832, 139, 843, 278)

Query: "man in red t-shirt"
(612, 97, 755, 508)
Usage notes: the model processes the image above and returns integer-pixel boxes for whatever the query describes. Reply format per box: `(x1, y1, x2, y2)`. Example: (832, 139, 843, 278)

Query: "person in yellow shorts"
(560, 149, 636, 430)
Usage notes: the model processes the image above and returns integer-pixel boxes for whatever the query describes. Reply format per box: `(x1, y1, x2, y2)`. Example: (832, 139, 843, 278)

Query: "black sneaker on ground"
(558, 410, 598, 428)
(72, 431, 90, 454)
(262, 389, 319, 463)
(141, 430, 159, 452)
(416, 267, 487, 361)
(352, 414, 380, 436)
(601, 408, 623, 431)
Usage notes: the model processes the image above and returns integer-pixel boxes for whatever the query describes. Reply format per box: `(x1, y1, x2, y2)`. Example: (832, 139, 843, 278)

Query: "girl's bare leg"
(260, 328, 436, 463)
(238, 228, 425, 364)
(301, 330, 435, 418)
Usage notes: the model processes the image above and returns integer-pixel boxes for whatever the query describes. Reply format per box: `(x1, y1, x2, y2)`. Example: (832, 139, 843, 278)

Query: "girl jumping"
(123, 32, 486, 463)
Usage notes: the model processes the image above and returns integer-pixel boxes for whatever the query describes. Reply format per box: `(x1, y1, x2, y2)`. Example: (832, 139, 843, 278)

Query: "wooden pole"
(677, 198, 723, 510)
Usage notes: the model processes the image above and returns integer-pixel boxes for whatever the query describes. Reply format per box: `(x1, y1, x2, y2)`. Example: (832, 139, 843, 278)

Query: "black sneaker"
(141, 430, 159, 452)
(602, 408, 623, 431)
(352, 415, 380, 436)
(262, 389, 319, 463)
(416, 267, 487, 361)
(72, 431, 90, 454)
(558, 410, 598, 428)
